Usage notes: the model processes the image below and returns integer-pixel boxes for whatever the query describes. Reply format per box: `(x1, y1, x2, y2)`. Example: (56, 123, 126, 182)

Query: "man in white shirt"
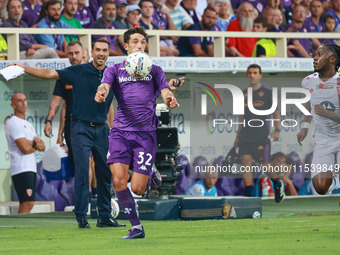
(5, 93, 45, 214)
(297, 44, 340, 195)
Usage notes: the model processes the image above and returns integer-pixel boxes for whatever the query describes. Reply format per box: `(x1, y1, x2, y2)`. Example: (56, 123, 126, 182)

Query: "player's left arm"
(314, 104, 340, 122)
(161, 88, 180, 109)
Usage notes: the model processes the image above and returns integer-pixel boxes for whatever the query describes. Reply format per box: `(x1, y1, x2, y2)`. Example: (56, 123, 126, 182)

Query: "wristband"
(274, 128, 280, 132)
(32, 140, 37, 148)
(45, 119, 52, 124)
(302, 122, 310, 129)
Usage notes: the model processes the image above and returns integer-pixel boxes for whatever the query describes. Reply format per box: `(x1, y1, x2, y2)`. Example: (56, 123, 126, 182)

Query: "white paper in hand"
(0, 65, 25, 81)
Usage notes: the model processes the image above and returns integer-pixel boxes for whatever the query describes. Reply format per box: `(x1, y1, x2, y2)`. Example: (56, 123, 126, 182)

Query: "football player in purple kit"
(95, 26, 180, 239)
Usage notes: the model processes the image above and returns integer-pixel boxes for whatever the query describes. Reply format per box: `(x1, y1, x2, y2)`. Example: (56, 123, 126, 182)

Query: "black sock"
(245, 185, 253, 197)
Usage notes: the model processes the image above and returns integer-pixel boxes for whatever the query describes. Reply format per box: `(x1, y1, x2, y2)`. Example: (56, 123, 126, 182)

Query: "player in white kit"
(297, 44, 340, 195)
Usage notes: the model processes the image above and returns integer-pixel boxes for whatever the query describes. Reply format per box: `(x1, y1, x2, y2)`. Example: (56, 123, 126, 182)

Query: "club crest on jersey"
(320, 101, 335, 112)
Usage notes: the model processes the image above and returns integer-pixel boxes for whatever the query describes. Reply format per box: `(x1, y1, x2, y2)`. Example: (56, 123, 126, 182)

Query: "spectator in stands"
(126, 4, 141, 27)
(322, 0, 340, 27)
(177, 6, 217, 57)
(302, 0, 312, 17)
(35, 0, 72, 58)
(257, 152, 297, 202)
(231, 0, 267, 16)
(185, 169, 218, 196)
(113, 0, 128, 28)
(303, 0, 324, 50)
(61, 0, 83, 43)
(74, 0, 95, 28)
(139, 0, 159, 29)
(5, 93, 45, 214)
(216, 0, 236, 31)
(319, 15, 337, 44)
(152, 0, 178, 56)
(165, 0, 193, 30)
(89, 0, 104, 19)
(0, 0, 8, 24)
(21, 0, 42, 27)
(226, 2, 257, 57)
(267, 0, 287, 28)
(262, 6, 284, 31)
(181, 0, 201, 23)
(286, 4, 312, 58)
(252, 17, 276, 57)
(284, 0, 303, 25)
(92, 0, 124, 56)
(2, 0, 59, 59)
(304, 0, 324, 32)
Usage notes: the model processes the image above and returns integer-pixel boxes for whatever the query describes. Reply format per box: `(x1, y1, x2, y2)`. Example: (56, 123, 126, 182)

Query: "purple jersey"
(286, 23, 311, 57)
(74, 6, 95, 28)
(101, 62, 170, 131)
(231, 0, 267, 15)
(303, 17, 324, 32)
(22, 0, 42, 27)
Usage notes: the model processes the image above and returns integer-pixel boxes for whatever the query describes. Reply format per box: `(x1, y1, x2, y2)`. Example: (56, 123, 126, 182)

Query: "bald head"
(11, 92, 25, 104)
(11, 93, 27, 116)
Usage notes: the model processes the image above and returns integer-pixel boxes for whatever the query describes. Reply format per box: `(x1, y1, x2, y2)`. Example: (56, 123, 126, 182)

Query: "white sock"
(132, 224, 142, 230)
(326, 174, 340, 194)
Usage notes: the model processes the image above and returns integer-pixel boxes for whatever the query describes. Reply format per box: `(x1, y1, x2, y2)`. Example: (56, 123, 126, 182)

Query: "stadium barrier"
(0, 27, 339, 59)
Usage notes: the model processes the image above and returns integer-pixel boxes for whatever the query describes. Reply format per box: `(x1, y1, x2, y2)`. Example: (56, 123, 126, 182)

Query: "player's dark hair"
(324, 44, 340, 72)
(91, 39, 110, 49)
(68, 40, 83, 49)
(254, 16, 268, 28)
(139, 0, 154, 9)
(247, 64, 262, 74)
(123, 27, 148, 44)
(6, 0, 24, 12)
(270, 152, 286, 162)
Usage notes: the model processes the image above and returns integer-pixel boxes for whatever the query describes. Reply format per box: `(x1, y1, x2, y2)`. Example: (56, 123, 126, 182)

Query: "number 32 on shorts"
(137, 152, 153, 166)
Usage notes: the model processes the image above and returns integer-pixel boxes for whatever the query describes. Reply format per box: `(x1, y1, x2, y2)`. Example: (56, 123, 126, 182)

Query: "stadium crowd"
(0, 0, 339, 59)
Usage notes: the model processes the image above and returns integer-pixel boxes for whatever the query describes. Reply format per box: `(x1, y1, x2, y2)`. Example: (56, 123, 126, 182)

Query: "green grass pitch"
(0, 197, 339, 255)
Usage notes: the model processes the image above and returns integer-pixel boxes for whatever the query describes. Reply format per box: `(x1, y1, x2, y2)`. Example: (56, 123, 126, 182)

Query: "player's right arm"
(95, 83, 110, 103)
(9, 63, 59, 80)
(297, 101, 312, 146)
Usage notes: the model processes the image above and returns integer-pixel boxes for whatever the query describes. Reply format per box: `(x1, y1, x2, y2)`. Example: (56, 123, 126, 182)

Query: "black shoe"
(78, 219, 91, 229)
(96, 217, 126, 228)
(274, 179, 285, 203)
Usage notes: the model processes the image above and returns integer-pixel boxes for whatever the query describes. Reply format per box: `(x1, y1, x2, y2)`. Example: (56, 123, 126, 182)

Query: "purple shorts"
(107, 129, 157, 176)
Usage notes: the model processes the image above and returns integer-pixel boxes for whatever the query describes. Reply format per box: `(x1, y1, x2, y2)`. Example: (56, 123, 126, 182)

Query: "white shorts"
(311, 134, 340, 178)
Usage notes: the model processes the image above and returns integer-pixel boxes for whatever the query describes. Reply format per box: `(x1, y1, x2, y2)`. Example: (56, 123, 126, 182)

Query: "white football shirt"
(5, 116, 37, 176)
(302, 72, 340, 137)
